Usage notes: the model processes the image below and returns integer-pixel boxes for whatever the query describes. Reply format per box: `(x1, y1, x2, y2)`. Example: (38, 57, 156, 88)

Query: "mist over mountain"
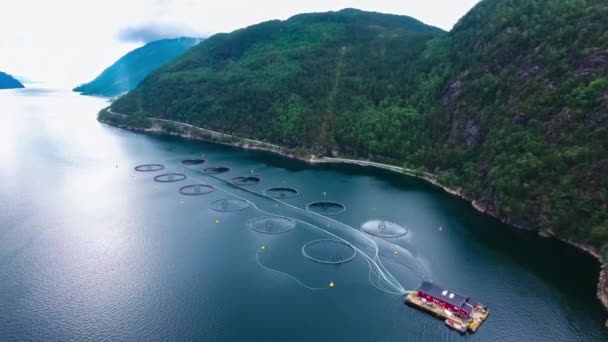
(74, 37, 203, 96)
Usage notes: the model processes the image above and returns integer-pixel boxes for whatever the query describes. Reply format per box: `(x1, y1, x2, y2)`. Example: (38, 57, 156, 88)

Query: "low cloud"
(117, 22, 202, 43)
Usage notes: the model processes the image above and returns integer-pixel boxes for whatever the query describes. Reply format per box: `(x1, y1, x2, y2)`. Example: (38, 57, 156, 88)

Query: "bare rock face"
(585, 111, 608, 130)
(544, 107, 573, 141)
(515, 55, 540, 83)
(441, 76, 483, 147)
(513, 112, 529, 126)
(464, 119, 481, 146)
(598, 264, 608, 316)
(576, 50, 608, 80)
(490, 47, 522, 73)
(441, 79, 463, 110)
(446, 109, 481, 147)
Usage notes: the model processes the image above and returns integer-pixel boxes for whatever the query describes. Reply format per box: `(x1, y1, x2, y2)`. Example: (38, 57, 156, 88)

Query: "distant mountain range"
(108, 2, 608, 267)
(74, 37, 203, 97)
(0, 71, 25, 89)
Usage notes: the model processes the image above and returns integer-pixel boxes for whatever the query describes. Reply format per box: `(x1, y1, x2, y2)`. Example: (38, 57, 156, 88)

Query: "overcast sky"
(0, 0, 479, 87)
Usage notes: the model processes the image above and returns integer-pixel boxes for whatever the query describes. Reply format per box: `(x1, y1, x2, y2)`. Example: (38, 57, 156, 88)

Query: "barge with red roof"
(405, 281, 489, 333)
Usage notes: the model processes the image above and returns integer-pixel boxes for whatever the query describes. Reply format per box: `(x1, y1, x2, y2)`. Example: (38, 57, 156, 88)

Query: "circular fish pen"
(305, 201, 346, 215)
(301, 239, 357, 264)
(360, 219, 408, 238)
(134, 164, 165, 172)
(180, 158, 206, 166)
(264, 187, 299, 199)
(248, 216, 296, 234)
(231, 176, 261, 186)
(179, 184, 214, 196)
(154, 173, 187, 183)
(211, 198, 250, 212)
(203, 166, 231, 174)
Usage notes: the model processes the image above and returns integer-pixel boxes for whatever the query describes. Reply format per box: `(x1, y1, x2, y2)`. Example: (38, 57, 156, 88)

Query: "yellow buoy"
(261, 246, 266, 250)
(329, 281, 334, 288)
(215, 219, 220, 224)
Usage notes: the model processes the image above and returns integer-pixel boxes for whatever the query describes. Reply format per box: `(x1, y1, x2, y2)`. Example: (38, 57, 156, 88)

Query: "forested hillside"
(111, 9, 445, 143)
(409, 0, 608, 255)
(109, 2, 608, 258)
(74, 37, 202, 96)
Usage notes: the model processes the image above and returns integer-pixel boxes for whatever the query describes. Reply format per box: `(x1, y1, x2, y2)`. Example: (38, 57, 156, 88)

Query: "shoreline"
(99, 109, 607, 313)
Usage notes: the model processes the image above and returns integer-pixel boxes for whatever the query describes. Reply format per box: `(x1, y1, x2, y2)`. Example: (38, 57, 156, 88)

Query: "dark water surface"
(1, 88, 607, 341)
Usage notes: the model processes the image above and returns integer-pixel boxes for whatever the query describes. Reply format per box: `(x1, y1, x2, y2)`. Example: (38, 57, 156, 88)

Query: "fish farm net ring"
(264, 187, 299, 198)
(181, 158, 206, 165)
(248, 216, 296, 234)
(134, 164, 165, 172)
(301, 239, 356, 264)
(360, 219, 408, 238)
(154, 173, 187, 183)
(231, 176, 261, 186)
(179, 184, 214, 196)
(211, 198, 250, 212)
(203, 166, 231, 174)
(305, 201, 346, 215)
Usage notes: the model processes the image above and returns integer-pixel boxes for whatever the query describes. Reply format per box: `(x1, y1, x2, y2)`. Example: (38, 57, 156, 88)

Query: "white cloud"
(0, 0, 479, 87)
(117, 22, 203, 43)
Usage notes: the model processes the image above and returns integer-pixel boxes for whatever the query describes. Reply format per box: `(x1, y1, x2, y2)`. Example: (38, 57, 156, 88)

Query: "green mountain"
(108, 3, 608, 258)
(74, 37, 202, 96)
(0, 71, 25, 89)
(110, 9, 445, 139)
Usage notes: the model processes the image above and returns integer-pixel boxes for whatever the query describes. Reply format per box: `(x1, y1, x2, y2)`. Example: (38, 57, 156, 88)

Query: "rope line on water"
(154, 155, 416, 295)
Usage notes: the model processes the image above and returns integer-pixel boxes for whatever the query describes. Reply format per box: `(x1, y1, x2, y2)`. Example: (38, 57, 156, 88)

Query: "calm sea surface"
(1, 88, 607, 341)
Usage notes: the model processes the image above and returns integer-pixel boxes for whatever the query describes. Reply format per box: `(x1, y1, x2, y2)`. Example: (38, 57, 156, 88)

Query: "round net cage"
(231, 176, 261, 186)
(360, 219, 408, 238)
(203, 166, 231, 174)
(154, 173, 187, 183)
(248, 216, 296, 234)
(263, 187, 299, 199)
(179, 184, 214, 196)
(181, 158, 206, 166)
(301, 239, 357, 264)
(305, 201, 346, 215)
(211, 198, 250, 212)
(134, 164, 165, 172)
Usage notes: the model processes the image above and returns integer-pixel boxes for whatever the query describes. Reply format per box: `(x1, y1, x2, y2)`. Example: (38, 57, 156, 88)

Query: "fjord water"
(1, 88, 606, 341)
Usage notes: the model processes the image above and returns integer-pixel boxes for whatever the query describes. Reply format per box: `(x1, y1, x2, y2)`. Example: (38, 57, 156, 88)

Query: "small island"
(0, 71, 25, 89)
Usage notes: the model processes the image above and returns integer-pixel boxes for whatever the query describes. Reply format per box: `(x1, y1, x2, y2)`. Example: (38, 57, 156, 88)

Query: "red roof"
(418, 281, 469, 310)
